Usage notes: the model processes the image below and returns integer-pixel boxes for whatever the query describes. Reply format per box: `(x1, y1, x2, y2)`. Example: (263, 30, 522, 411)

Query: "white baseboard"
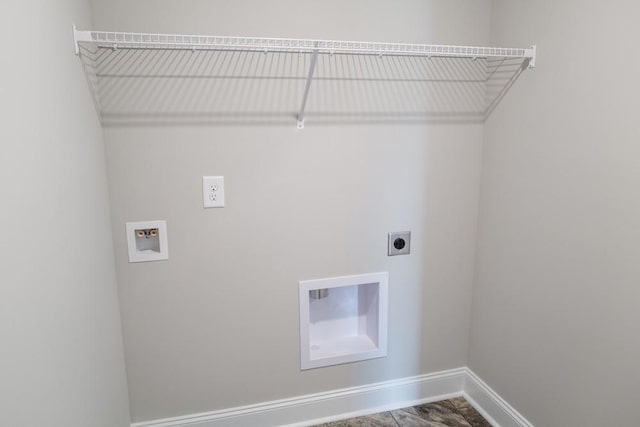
(131, 367, 532, 427)
(463, 369, 533, 427)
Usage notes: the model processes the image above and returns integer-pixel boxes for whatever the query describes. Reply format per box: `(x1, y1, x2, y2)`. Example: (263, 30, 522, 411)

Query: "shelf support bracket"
(526, 45, 536, 68)
(72, 25, 94, 56)
(297, 47, 319, 129)
(73, 24, 80, 55)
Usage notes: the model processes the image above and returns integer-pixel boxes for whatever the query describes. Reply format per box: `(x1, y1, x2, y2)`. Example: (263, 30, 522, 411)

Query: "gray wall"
(91, 0, 491, 422)
(470, 1, 640, 426)
(0, 1, 130, 426)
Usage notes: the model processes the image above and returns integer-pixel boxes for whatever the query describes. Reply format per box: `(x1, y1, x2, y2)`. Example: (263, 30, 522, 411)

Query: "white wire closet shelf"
(74, 27, 536, 127)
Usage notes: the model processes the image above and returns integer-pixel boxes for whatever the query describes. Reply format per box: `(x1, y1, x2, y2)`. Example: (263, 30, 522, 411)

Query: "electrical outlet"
(388, 231, 411, 256)
(203, 176, 225, 208)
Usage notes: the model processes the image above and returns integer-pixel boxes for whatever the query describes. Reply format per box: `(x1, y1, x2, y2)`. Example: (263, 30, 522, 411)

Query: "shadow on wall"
(78, 46, 527, 126)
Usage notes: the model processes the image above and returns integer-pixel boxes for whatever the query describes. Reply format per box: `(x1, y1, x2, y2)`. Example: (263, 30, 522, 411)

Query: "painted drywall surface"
(92, 0, 491, 422)
(0, 1, 130, 426)
(469, 1, 640, 426)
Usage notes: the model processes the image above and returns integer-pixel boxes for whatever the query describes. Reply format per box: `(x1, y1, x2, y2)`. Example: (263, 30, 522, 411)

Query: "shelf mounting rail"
(297, 45, 319, 129)
(73, 27, 536, 127)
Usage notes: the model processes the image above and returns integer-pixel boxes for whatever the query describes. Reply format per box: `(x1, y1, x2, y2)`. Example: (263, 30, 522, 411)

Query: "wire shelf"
(74, 28, 535, 126)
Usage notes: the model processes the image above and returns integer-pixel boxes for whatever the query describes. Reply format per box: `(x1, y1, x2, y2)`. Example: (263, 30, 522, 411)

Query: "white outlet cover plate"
(203, 176, 225, 208)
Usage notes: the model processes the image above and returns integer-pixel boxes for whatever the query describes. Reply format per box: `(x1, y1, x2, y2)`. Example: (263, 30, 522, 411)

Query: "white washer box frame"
(299, 272, 389, 370)
(125, 220, 169, 263)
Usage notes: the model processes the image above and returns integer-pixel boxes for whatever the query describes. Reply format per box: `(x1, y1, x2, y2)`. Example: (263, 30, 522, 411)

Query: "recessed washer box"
(126, 220, 168, 263)
(299, 272, 388, 370)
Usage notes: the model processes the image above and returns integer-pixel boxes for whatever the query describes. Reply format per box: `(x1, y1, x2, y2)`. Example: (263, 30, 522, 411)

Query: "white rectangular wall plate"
(203, 176, 225, 208)
(126, 220, 169, 263)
